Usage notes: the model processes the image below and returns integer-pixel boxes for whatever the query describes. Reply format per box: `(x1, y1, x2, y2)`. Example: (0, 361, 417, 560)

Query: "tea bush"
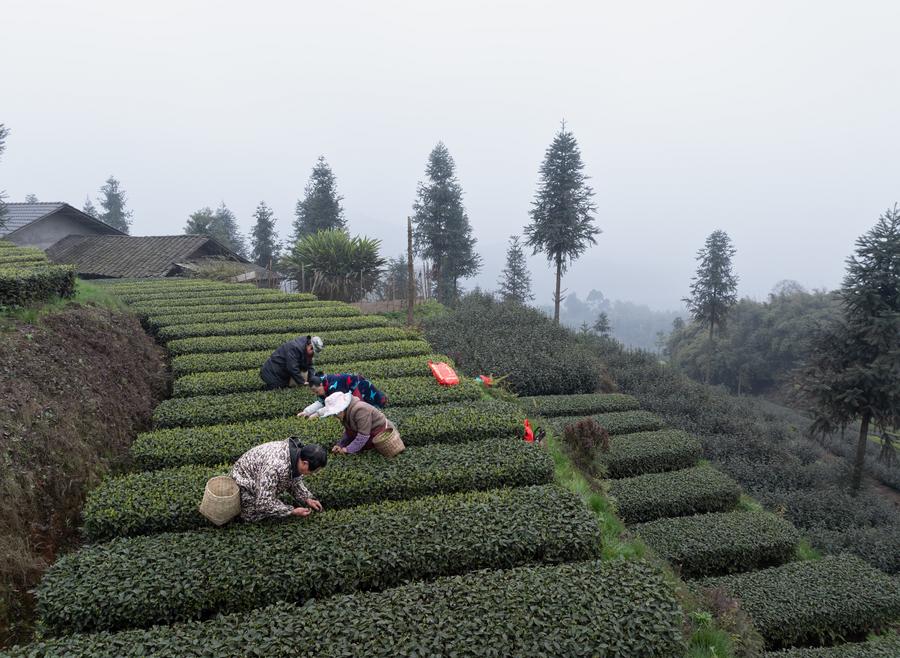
(172, 354, 450, 396)
(133, 400, 525, 469)
(167, 326, 420, 355)
(171, 339, 432, 376)
(84, 438, 552, 540)
(129, 292, 317, 311)
(141, 299, 346, 326)
(10, 560, 686, 657)
(38, 485, 602, 634)
(0, 264, 76, 307)
(519, 392, 640, 416)
(152, 377, 483, 428)
(157, 314, 391, 341)
(697, 555, 900, 649)
(422, 292, 609, 396)
(544, 409, 665, 436)
(634, 510, 799, 578)
(608, 464, 741, 523)
(766, 633, 900, 657)
(597, 429, 702, 478)
(116, 286, 285, 303)
(145, 303, 359, 330)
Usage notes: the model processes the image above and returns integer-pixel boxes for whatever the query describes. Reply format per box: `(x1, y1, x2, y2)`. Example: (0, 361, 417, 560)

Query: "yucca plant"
(282, 229, 385, 302)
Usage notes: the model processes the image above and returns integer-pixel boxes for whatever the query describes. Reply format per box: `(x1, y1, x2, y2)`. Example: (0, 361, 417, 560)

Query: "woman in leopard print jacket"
(230, 438, 328, 522)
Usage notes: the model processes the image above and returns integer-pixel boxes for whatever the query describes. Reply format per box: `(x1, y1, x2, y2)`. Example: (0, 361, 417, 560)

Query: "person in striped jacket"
(296, 373, 388, 418)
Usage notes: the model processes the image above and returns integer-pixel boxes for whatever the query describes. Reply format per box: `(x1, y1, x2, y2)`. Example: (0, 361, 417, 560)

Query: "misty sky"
(3, 1, 899, 310)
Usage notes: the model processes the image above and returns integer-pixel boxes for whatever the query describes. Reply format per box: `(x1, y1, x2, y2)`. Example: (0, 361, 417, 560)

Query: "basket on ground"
(199, 475, 241, 525)
(373, 424, 405, 458)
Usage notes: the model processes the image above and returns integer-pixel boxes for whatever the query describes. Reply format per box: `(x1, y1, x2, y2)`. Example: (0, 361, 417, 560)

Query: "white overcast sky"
(2, 0, 898, 309)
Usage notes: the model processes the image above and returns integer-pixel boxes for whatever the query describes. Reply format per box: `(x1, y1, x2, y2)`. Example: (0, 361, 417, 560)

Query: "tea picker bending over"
(259, 335, 324, 390)
(230, 437, 328, 522)
(297, 373, 388, 418)
(319, 391, 400, 455)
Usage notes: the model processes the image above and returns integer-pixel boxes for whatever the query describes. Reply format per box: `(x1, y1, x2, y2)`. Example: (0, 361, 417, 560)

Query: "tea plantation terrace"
(529, 393, 900, 652)
(7, 280, 688, 656)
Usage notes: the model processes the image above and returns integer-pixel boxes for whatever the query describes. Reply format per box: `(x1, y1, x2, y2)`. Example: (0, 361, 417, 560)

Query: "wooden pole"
(407, 217, 415, 326)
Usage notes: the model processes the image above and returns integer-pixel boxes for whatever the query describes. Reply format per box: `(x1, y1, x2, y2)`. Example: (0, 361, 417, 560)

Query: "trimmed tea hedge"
(84, 438, 551, 540)
(697, 555, 900, 649)
(144, 301, 351, 329)
(128, 292, 317, 312)
(0, 264, 76, 307)
(166, 326, 420, 355)
(117, 286, 285, 303)
(153, 376, 483, 428)
(608, 464, 741, 523)
(598, 429, 703, 478)
(9, 559, 685, 657)
(765, 634, 900, 657)
(519, 393, 640, 417)
(171, 339, 432, 377)
(634, 510, 799, 578)
(38, 485, 601, 634)
(172, 353, 450, 397)
(157, 314, 391, 341)
(133, 399, 525, 469)
(146, 304, 360, 330)
(0, 255, 49, 266)
(545, 410, 666, 436)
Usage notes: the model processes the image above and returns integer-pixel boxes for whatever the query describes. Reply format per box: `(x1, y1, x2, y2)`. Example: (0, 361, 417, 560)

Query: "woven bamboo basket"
(199, 475, 241, 526)
(373, 425, 405, 458)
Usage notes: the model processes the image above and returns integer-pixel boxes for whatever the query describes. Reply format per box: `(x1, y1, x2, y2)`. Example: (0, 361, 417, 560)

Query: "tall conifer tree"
(250, 201, 279, 267)
(184, 202, 247, 257)
(497, 235, 533, 303)
(412, 142, 481, 304)
(293, 156, 345, 239)
(82, 196, 99, 218)
(525, 123, 600, 322)
(96, 176, 133, 234)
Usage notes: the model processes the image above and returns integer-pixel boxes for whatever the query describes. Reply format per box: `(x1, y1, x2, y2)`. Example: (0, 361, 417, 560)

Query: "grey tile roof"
(46, 235, 245, 278)
(0, 202, 66, 236)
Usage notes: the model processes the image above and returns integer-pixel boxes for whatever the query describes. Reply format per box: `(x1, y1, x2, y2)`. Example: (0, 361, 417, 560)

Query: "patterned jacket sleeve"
(291, 476, 313, 503)
(256, 468, 295, 518)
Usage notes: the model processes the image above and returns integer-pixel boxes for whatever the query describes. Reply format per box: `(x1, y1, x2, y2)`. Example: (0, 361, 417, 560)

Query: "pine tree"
(683, 229, 739, 383)
(0, 123, 9, 229)
(24, 194, 38, 203)
(497, 235, 533, 303)
(96, 176, 133, 234)
(293, 156, 345, 239)
(593, 311, 611, 336)
(82, 196, 99, 218)
(525, 122, 600, 323)
(799, 205, 900, 493)
(250, 201, 279, 268)
(412, 142, 481, 305)
(184, 203, 247, 257)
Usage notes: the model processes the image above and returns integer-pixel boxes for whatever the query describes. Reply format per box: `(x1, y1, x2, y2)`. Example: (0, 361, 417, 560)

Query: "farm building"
(0, 202, 123, 249)
(46, 234, 281, 285)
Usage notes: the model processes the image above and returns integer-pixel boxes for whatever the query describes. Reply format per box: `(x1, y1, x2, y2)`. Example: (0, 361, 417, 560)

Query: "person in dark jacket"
(296, 373, 388, 417)
(259, 335, 324, 389)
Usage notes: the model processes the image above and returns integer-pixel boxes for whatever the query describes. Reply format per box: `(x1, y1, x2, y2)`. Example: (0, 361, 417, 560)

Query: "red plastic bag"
(477, 375, 494, 387)
(523, 419, 534, 443)
(428, 361, 459, 386)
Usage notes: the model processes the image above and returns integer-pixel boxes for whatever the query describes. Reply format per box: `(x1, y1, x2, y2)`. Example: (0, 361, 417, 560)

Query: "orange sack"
(428, 361, 459, 386)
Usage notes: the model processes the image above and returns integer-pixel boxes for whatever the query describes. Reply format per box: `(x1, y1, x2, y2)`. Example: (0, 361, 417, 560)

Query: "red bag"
(428, 361, 459, 386)
(523, 419, 534, 443)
